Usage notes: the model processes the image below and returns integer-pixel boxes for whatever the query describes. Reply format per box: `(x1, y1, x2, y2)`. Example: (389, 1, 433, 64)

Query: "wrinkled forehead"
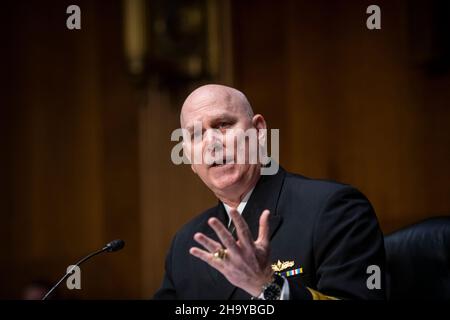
(181, 91, 245, 128)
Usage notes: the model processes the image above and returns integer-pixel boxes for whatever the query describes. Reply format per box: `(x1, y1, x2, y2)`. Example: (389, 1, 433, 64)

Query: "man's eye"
(218, 122, 230, 129)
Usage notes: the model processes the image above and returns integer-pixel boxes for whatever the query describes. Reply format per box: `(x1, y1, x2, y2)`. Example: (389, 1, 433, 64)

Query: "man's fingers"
(229, 209, 254, 248)
(189, 247, 224, 271)
(193, 232, 222, 253)
(208, 217, 239, 252)
(256, 209, 271, 246)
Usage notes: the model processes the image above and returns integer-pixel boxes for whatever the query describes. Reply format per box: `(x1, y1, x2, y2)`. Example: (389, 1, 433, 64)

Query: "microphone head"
(105, 239, 125, 252)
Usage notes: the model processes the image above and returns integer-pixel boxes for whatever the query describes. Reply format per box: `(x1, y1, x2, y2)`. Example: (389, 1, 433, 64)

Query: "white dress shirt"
(222, 188, 290, 300)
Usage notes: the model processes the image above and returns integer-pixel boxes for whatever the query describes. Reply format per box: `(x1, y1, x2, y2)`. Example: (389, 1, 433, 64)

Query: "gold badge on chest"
(271, 260, 295, 272)
(271, 259, 304, 277)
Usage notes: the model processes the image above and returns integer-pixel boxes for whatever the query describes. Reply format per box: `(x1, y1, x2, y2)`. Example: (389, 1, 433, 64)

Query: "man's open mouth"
(210, 159, 235, 167)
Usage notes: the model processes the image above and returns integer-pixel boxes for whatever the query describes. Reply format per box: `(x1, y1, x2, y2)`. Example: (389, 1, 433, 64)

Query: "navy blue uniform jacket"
(154, 167, 386, 300)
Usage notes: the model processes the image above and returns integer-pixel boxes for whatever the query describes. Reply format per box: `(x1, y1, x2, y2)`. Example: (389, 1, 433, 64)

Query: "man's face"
(181, 91, 260, 195)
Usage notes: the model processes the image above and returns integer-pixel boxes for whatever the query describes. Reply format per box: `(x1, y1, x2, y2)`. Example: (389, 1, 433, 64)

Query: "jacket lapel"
(241, 167, 285, 243)
(198, 167, 287, 299)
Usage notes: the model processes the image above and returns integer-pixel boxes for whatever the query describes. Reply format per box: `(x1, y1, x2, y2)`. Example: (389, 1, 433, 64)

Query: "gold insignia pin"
(271, 260, 295, 272)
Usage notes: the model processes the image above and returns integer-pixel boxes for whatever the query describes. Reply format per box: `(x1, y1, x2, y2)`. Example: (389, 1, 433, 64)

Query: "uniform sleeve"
(153, 235, 178, 300)
(310, 186, 386, 300)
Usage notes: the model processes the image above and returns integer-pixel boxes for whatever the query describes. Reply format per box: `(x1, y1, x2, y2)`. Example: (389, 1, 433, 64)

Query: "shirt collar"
(222, 187, 255, 226)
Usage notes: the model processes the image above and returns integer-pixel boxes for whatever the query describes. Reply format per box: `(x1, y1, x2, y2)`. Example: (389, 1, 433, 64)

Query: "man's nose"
(204, 130, 224, 153)
(204, 129, 223, 145)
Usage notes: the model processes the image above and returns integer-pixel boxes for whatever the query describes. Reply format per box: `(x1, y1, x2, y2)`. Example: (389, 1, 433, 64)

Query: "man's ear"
(252, 114, 267, 130)
(252, 114, 267, 141)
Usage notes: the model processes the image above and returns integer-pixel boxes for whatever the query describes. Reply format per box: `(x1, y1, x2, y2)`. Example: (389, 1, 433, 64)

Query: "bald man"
(154, 84, 386, 300)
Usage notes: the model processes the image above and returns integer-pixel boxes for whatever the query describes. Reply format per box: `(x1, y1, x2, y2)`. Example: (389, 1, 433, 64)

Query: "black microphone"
(104, 239, 125, 252)
(42, 239, 125, 300)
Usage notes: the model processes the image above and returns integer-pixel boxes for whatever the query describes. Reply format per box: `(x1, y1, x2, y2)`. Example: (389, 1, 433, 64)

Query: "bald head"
(180, 84, 254, 127)
(179, 84, 268, 204)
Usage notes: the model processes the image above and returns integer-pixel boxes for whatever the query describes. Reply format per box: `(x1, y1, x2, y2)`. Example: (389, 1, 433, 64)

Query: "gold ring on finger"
(213, 248, 227, 260)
